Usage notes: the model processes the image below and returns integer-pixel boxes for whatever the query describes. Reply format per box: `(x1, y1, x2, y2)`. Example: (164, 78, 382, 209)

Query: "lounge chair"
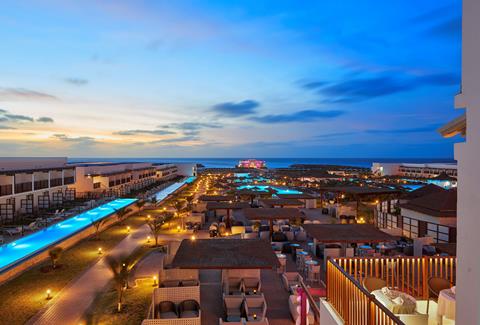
(243, 277, 261, 294)
(244, 294, 267, 320)
(362, 277, 387, 292)
(219, 317, 245, 324)
(160, 280, 180, 287)
(157, 300, 178, 319)
(226, 277, 243, 295)
(223, 294, 244, 319)
(426, 277, 451, 313)
(282, 272, 303, 291)
(178, 299, 200, 318)
(245, 318, 269, 324)
(3, 227, 21, 236)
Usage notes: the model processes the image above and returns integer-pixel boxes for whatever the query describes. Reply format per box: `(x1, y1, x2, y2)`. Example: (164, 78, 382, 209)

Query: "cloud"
(365, 125, 440, 135)
(304, 72, 459, 103)
(315, 131, 358, 139)
(65, 78, 89, 86)
(36, 117, 54, 123)
(0, 109, 6, 113)
(0, 125, 16, 130)
(146, 39, 163, 51)
(4, 114, 34, 122)
(160, 122, 222, 136)
(250, 109, 345, 123)
(52, 133, 97, 145)
(211, 100, 259, 117)
(113, 129, 175, 136)
(0, 88, 57, 101)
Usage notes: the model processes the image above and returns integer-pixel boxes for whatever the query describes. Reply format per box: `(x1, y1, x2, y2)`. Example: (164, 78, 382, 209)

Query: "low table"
(372, 289, 417, 314)
(226, 315, 242, 322)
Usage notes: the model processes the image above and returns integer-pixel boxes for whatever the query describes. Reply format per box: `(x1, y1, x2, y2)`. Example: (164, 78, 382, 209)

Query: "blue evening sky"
(0, 0, 462, 158)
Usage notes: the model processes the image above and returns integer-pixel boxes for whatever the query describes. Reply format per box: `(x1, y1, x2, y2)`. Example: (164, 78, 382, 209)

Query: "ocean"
(68, 157, 456, 169)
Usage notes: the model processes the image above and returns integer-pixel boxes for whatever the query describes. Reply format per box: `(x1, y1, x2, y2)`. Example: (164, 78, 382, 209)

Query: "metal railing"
(327, 258, 405, 325)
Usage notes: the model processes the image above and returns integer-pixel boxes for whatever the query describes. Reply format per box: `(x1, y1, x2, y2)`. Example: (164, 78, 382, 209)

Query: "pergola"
(171, 238, 279, 269)
(303, 224, 398, 257)
(318, 186, 401, 217)
(206, 201, 251, 227)
(303, 224, 398, 243)
(258, 198, 304, 208)
(243, 207, 303, 235)
(199, 195, 236, 202)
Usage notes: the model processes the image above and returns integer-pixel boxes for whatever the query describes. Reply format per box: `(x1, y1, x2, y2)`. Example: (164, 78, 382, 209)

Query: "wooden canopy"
(319, 186, 400, 196)
(199, 195, 235, 202)
(303, 224, 397, 243)
(243, 207, 303, 221)
(171, 239, 279, 269)
(259, 198, 304, 207)
(206, 201, 250, 210)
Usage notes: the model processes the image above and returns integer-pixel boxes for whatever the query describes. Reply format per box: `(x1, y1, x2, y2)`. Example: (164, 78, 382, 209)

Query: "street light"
(46, 289, 52, 300)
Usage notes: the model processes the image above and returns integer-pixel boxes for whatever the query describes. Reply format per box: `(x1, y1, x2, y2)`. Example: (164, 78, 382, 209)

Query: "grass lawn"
(0, 213, 150, 325)
(84, 246, 159, 325)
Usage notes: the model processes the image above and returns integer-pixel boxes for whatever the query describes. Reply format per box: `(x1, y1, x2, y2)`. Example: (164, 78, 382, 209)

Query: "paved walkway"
(28, 226, 198, 325)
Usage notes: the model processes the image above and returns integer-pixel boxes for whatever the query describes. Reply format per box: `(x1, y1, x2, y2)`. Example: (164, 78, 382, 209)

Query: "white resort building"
(0, 157, 76, 222)
(372, 162, 457, 178)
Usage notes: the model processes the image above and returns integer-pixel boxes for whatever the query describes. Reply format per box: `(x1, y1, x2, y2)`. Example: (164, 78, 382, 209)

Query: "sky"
(0, 0, 462, 158)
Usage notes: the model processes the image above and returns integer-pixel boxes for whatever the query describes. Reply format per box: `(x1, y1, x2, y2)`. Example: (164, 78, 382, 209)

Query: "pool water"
(401, 184, 424, 191)
(0, 178, 192, 272)
(237, 185, 302, 194)
(184, 176, 196, 184)
(0, 198, 136, 272)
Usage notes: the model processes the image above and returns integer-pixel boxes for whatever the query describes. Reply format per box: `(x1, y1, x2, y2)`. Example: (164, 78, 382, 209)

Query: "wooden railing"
(334, 256, 456, 299)
(299, 277, 321, 324)
(327, 259, 404, 325)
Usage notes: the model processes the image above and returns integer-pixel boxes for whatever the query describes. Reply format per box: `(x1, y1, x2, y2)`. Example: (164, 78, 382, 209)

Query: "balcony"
(63, 176, 75, 185)
(14, 182, 32, 194)
(34, 179, 49, 190)
(0, 184, 13, 197)
(324, 256, 456, 324)
(50, 178, 63, 187)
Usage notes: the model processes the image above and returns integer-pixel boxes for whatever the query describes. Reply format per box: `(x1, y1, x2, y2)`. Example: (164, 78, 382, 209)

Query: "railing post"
(422, 257, 428, 299)
(368, 294, 375, 325)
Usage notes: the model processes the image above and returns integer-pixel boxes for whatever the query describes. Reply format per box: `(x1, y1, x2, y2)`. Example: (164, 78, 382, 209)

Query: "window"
(402, 217, 418, 239)
(426, 223, 451, 243)
(93, 182, 101, 189)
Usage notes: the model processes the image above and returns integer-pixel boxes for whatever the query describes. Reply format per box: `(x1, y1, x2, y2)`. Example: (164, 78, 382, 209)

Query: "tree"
(105, 255, 133, 312)
(115, 207, 132, 225)
(147, 213, 172, 246)
(150, 196, 158, 206)
(172, 199, 186, 229)
(90, 217, 108, 240)
(48, 246, 63, 269)
(135, 200, 146, 211)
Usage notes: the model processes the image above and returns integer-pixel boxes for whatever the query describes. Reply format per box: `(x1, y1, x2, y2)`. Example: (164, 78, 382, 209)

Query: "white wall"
(455, 0, 480, 324)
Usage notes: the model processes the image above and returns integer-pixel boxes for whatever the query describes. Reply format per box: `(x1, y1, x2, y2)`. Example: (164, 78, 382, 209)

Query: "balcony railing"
(334, 256, 456, 299)
(327, 259, 404, 325)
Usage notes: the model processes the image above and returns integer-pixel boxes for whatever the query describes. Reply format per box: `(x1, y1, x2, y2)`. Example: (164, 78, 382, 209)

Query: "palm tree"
(150, 196, 158, 206)
(105, 255, 132, 312)
(115, 207, 132, 225)
(172, 199, 186, 229)
(48, 246, 63, 269)
(90, 217, 108, 240)
(135, 200, 146, 211)
(147, 213, 170, 246)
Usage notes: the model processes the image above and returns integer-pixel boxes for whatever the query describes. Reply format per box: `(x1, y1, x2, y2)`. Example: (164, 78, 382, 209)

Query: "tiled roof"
(400, 188, 457, 217)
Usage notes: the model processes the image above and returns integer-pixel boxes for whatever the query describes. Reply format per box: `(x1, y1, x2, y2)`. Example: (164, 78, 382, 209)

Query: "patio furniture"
(245, 318, 269, 324)
(372, 288, 417, 314)
(306, 262, 320, 283)
(427, 277, 451, 313)
(243, 277, 261, 294)
(284, 231, 294, 241)
(244, 294, 267, 320)
(181, 279, 199, 287)
(437, 287, 456, 323)
(362, 277, 387, 292)
(157, 301, 178, 319)
(224, 294, 244, 319)
(178, 299, 200, 318)
(226, 277, 244, 295)
(295, 231, 307, 241)
(161, 280, 180, 287)
(219, 317, 245, 324)
(281, 272, 303, 291)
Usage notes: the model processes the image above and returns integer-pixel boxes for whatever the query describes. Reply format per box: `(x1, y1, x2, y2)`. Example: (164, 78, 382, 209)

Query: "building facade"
(372, 162, 457, 178)
(0, 157, 76, 222)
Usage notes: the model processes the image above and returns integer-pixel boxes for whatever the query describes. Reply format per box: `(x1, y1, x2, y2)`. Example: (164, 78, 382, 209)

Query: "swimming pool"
(0, 198, 137, 272)
(237, 185, 302, 195)
(184, 176, 196, 184)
